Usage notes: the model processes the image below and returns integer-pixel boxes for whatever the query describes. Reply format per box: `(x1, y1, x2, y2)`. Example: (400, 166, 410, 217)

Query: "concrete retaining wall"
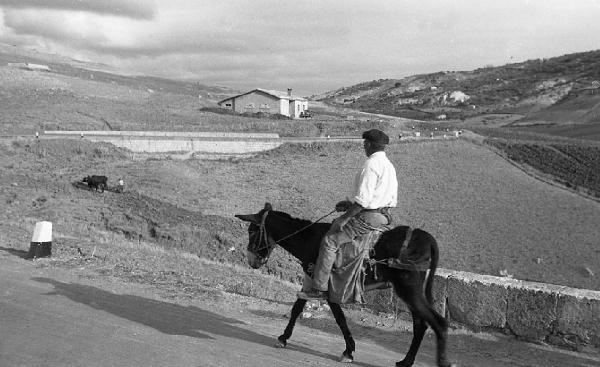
(363, 268, 600, 350)
(43, 130, 283, 155)
(44, 130, 280, 139)
(87, 137, 282, 154)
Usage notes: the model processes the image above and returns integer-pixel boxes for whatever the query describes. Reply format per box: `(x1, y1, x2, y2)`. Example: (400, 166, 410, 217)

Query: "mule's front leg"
(328, 301, 355, 363)
(277, 298, 307, 348)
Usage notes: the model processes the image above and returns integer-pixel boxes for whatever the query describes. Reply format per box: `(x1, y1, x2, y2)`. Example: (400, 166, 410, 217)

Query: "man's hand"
(335, 200, 352, 212)
(329, 216, 349, 233)
(329, 202, 364, 233)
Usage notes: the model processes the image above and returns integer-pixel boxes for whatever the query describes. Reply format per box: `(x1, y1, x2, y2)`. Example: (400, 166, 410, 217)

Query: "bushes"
(199, 106, 237, 115)
(199, 107, 291, 120)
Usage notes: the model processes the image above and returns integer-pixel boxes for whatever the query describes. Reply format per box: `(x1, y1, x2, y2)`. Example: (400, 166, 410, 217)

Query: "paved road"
(1, 251, 599, 367)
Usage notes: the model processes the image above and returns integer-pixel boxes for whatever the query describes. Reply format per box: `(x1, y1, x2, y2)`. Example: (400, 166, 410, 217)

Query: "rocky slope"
(314, 50, 600, 132)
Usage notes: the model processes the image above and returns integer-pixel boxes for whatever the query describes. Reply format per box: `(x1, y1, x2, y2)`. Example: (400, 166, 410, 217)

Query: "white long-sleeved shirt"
(349, 151, 398, 209)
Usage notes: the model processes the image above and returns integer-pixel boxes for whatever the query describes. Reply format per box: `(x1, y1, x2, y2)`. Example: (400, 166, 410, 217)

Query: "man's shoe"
(297, 289, 327, 300)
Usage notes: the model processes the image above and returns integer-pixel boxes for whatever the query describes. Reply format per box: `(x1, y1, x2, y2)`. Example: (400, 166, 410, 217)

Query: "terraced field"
(487, 139, 600, 198)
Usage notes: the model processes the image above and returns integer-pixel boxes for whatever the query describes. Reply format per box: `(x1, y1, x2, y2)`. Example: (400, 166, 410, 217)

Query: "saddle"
(327, 224, 431, 303)
(362, 226, 431, 291)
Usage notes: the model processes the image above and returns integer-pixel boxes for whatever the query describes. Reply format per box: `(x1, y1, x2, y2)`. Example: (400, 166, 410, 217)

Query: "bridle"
(248, 210, 274, 257)
(248, 209, 337, 262)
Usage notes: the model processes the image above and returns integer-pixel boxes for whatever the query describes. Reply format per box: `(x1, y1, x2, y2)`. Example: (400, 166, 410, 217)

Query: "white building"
(218, 88, 308, 118)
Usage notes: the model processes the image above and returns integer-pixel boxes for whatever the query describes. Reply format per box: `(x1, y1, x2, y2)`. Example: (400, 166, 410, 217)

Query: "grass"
(42, 229, 300, 304)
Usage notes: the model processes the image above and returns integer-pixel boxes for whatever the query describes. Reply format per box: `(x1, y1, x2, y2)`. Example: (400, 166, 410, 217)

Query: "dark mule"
(235, 203, 454, 367)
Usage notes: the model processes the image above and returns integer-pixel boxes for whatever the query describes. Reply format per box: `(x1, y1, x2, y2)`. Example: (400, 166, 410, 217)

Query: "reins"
(253, 209, 337, 255)
(272, 209, 337, 244)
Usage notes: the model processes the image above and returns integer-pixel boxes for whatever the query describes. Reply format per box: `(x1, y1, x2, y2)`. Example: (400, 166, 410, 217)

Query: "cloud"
(4, 9, 116, 48)
(1, 0, 600, 96)
(1, 1, 353, 59)
(0, 0, 155, 19)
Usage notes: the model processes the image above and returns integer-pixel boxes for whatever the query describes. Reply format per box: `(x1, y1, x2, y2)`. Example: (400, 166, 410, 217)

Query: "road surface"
(1, 249, 598, 367)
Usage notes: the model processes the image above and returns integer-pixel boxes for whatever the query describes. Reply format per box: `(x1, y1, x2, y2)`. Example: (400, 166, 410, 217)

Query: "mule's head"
(235, 202, 276, 269)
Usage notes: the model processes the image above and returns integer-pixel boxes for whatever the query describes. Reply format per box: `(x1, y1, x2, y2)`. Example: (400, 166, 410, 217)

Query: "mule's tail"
(425, 233, 439, 304)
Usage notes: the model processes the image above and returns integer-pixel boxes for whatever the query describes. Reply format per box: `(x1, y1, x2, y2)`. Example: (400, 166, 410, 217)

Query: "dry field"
(2, 136, 598, 291)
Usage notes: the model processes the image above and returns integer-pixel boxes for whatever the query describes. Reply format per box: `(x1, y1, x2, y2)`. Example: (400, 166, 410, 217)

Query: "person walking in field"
(297, 129, 398, 301)
(117, 178, 124, 193)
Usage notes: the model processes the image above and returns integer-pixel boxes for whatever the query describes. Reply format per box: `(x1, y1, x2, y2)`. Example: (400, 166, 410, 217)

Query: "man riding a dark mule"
(235, 130, 455, 367)
(297, 129, 397, 304)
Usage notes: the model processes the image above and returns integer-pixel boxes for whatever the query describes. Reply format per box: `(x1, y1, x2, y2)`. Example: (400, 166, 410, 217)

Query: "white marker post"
(28, 221, 52, 259)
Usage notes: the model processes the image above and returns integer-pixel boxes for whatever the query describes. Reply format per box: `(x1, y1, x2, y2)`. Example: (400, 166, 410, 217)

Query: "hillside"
(0, 43, 241, 135)
(0, 43, 237, 99)
(315, 50, 600, 140)
(2, 138, 598, 291)
(0, 43, 405, 138)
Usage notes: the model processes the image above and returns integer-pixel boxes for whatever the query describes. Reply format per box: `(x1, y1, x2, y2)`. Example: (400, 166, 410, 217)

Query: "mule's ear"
(234, 214, 260, 224)
(264, 202, 273, 211)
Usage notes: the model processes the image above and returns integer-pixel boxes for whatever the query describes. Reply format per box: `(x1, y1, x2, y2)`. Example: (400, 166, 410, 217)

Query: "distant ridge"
(0, 42, 240, 98)
(315, 49, 600, 138)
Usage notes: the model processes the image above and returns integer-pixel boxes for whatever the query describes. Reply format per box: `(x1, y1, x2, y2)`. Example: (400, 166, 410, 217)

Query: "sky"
(1, 0, 600, 96)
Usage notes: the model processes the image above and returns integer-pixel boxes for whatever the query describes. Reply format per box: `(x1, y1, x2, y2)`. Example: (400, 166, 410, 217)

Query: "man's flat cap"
(362, 129, 390, 144)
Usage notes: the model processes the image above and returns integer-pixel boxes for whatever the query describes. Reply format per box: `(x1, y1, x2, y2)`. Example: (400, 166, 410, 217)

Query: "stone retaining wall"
(193, 262, 600, 351)
(363, 268, 600, 350)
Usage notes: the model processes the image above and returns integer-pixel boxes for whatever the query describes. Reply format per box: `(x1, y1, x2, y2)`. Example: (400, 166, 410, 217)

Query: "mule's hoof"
(340, 351, 353, 363)
(275, 336, 287, 348)
(396, 360, 414, 367)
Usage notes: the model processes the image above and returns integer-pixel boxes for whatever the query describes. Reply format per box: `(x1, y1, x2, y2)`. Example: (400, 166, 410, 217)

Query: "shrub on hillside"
(241, 111, 290, 120)
(199, 106, 291, 121)
(199, 106, 238, 115)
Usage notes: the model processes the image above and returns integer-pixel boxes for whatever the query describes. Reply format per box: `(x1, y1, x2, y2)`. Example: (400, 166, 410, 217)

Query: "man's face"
(363, 140, 372, 156)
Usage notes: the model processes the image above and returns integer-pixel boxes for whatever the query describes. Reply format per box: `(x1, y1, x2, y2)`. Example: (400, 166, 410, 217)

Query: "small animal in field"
(82, 175, 108, 192)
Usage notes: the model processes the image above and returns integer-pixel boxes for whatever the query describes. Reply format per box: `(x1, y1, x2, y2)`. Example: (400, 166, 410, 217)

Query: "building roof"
(218, 88, 307, 105)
